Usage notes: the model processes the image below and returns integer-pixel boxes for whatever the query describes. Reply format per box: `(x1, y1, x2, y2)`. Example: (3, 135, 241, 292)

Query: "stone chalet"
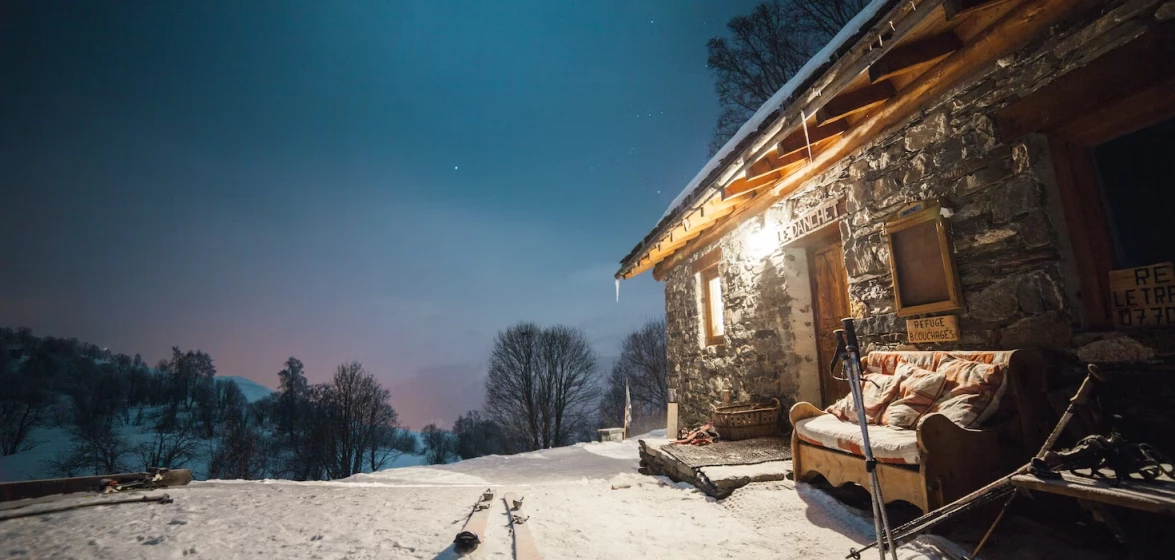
(615, 0, 1175, 433)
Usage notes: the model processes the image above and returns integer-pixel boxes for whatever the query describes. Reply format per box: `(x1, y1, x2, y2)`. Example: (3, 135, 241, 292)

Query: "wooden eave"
(617, 0, 1062, 281)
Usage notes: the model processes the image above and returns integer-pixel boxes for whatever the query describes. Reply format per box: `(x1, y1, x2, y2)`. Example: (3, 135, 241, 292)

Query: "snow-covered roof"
(619, 0, 898, 277)
(660, 0, 891, 221)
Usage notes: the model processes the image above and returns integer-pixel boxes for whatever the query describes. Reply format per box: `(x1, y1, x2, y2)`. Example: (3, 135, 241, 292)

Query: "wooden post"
(666, 403, 679, 440)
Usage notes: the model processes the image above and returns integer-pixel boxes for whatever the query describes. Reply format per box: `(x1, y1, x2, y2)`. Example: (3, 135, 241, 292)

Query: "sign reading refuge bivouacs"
(778, 198, 846, 245)
(1110, 262, 1175, 327)
(906, 315, 959, 343)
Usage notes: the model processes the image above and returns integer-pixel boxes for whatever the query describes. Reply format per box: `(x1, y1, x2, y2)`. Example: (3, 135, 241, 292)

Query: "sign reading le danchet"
(906, 315, 959, 343)
(778, 198, 846, 245)
(1110, 262, 1175, 328)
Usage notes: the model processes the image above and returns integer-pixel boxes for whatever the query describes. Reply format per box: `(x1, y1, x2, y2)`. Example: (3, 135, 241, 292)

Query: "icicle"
(878, 33, 883, 47)
(800, 110, 814, 164)
(615, 278, 620, 303)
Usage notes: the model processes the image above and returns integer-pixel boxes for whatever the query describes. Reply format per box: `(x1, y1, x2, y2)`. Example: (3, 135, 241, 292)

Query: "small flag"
(624, 378, 632, 438)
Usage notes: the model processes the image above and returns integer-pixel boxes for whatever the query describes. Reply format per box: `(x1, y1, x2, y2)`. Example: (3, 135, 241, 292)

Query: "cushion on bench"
(794, 413, 920, 465)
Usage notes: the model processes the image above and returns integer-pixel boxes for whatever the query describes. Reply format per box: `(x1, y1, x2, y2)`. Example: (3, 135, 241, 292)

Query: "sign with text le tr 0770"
(1110, 262, 1175, 328)
(906, 315, 959, 343)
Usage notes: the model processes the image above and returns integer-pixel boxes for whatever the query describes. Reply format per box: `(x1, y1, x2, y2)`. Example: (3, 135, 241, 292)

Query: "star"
(453, 165, 459, 170)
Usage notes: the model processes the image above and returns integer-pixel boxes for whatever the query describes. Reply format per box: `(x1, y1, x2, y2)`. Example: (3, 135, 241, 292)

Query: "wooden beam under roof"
(645, 0, 1075, 280)
(944, 0, 1018, 21)
(868, 32, 962, 83)
(775, 119, 849, 157)
(815, 80, 896, 126)
(723, 170, 781, 199)
(995, 21, 1175, 142)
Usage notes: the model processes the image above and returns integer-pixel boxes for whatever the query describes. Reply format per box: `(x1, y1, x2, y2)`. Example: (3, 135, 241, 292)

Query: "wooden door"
(810, 239, 852, 407)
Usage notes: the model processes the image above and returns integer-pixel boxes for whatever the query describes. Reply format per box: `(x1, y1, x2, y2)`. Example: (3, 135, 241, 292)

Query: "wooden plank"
(869, 32, 963, 83)
(815, 80, 895, 126)
(1010, 472, 1175, 515)
(776, 120, 849, 156)
(724, 170, 781, 198)
(648, 0, 1077, 280)
(690, 248, 722, 273)
(1048, 136, 1116, 328)
(1, 470, 193, 502)
(995, 21, 1175, 141)
(792, 442, 929, 511)
(945, 0, 1019, 21)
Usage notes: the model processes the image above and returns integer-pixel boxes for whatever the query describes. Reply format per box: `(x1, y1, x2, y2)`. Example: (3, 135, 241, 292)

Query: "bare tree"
(319, 362, 399, 479)
(137, 417, 200, 471)
(485, 323, 600, 452)
(420, 424, 455, 465)
(0, 353, 51, 455)
(707, 0, 868, 153)
(453, 410, 502, 459)
(599, 319, 669, 433)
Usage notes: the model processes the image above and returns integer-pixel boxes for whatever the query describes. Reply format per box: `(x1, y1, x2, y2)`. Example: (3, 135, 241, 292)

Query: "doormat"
(660, 437, 791, 468)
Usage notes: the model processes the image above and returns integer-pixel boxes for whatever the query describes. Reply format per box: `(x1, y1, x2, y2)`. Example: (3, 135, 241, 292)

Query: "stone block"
(904, 111, 952, 152)
(1017, 270, 1065, 314)
(1017, 211, 1053, 249)
(969, 277, 1020, 322)
(991, 175, 1041, 223)
(844, 233, 889, 279)
(999, 311, 1072, 349)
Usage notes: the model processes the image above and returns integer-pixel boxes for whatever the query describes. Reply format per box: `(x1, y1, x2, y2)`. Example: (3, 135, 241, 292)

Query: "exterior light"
(747, 222, 778, 260)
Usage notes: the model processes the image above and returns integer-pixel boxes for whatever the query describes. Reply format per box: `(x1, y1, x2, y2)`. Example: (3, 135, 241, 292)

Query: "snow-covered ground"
(2, 432, 983, 559)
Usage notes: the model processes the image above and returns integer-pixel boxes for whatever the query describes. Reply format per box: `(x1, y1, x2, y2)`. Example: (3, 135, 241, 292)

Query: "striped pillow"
(880, 361, 947, 430)
(931, 356, 1007, 429)
(825, 371, 905, 425)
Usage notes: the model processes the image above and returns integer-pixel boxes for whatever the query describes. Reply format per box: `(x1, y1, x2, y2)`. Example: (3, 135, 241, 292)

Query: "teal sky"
(0, 0, 761, 428)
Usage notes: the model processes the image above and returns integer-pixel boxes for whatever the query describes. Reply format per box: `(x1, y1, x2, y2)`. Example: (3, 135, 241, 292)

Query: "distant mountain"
(216, 376, 275, 402)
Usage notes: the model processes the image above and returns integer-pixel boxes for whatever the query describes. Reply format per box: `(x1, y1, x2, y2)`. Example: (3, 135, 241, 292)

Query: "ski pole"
(838, 320, 898, 560)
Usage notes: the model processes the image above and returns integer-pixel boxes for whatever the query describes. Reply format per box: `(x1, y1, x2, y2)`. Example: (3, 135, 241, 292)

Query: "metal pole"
(837, 319, 898, 560)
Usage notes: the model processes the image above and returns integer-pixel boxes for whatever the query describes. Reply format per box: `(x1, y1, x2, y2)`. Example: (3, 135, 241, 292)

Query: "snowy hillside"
(0, 432, 991, 560)
(215, 375, 275, 402)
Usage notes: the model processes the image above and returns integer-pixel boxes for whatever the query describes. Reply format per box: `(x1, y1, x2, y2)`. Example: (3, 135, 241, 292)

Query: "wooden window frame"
(884, 201, 964, 317)
(700, 265, 725, 347)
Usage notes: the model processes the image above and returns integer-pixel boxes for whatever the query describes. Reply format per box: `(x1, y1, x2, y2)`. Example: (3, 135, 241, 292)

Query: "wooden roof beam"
(944, 0, 1018, 21)
(648, 0, 1075, 280)
(868, 32, 963, 83)
(815, 80, 896, 126)
(995, 21, 1175, 142)
(776, 120, 850, 157)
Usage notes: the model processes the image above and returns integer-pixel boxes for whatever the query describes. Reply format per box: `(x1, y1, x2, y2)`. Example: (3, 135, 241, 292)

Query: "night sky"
(0, 0, 761, 428)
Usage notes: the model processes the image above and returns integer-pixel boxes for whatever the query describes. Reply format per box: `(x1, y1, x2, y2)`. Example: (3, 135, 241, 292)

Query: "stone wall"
(664, 1, 1171, 430)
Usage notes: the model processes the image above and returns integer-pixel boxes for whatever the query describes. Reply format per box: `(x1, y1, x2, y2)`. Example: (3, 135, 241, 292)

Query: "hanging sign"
(1110, 262, 1175, 328)
(778, 198, 846, 245)
(906, 315, 959, 343)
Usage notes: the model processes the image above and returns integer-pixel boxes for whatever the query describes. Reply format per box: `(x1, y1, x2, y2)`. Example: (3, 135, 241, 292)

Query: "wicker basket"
(710, 398, 782, 441)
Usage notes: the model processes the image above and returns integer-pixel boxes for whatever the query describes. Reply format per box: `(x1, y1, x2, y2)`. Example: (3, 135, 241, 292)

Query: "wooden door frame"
(807, 234, 851, 407)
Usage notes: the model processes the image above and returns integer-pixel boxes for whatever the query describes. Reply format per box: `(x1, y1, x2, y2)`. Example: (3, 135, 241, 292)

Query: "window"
(701, 266, 725, 345)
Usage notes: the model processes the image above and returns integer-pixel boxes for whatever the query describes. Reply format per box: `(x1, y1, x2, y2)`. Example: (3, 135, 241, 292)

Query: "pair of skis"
(454, 489, 542, 560)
